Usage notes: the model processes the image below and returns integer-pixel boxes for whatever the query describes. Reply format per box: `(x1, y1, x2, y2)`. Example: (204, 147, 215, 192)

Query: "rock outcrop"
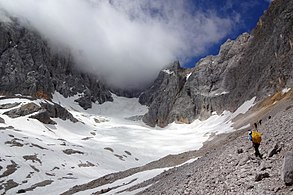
(30, 110, 56, 125)
(139, 61, 189, 127)
(39, 102, 78, 123)
(3, 102, 41, 118)
(3, 101, 78, 123)
(0, 116, 4, 123)
(0, 17, 112, 109)
(281, 152, 293, 186)
(140, 0, 293, 127)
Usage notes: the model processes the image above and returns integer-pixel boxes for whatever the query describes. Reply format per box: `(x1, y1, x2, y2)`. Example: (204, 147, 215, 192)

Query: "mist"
(0, 0, 236, 89)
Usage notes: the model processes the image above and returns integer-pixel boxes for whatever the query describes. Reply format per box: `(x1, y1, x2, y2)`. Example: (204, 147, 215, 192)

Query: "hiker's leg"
(253, 143, 259, 157)
(257, 144, 263, 159)
(255, 143, 262, 159)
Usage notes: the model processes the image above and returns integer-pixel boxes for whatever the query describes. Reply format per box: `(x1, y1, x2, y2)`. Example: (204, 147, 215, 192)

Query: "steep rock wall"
(0, 17, 112, 109)
(140, 0, 293, 127)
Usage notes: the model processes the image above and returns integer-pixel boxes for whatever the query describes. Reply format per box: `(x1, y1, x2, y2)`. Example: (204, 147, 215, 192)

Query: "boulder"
(17, 189, 26, 194)
(281, 152, 293, 186)
(238, 156, 250, 166)
(0, 102, 21, 109)
(30, 110, 57, 125)
(255, 172, 270, 182)
(40, 102, 78, 123)
(3, 103, 41, 118)
(259, 161, 272, 172)
(0, 117, 4, 123)
(268, 143, 282, 157)
(75, 95, 92, 110)
(237, 148, 244, 154)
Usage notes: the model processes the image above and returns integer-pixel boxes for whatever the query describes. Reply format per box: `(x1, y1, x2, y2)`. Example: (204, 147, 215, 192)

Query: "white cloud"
(0, 0, 236, 89)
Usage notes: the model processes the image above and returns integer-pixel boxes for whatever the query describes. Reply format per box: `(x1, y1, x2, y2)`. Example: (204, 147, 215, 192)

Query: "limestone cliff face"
(139, 61, 189, 127)
(0, 17, 112, 109)
(140, 0, 293, 127)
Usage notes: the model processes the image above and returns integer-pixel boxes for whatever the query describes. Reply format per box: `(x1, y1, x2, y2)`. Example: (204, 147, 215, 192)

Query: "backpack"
(251, 130, 262, 144)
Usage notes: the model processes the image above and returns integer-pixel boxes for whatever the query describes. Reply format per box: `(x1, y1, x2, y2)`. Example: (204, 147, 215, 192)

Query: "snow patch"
(0, 93, 258, 194)
(238, 123, 251, 130)
(162, 69, 174, 75)
(186, 72, 192, 80)
(75, 168, 168, 195)
(230, 97, 256, 119)
(282, 88, 291, 94)
(215, 91, 229, 96)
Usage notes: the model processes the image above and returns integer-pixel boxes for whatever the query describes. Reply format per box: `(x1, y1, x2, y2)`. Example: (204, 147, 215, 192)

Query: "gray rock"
(268, 143, 282, 157)
(255, 172, 270, 182)
(17, 189, 26, 194)
(237, 149, 244, 154)
(140, 0, 293, 127)
(247, 185, 254, 190)
(0, 18, 113, 110)
(0, 117, 4, 123)
(259, 161, 272, 171)
(75, 95, 92, 110)
(0, 102, 21, 109)
(3, 103, 41, 118)
(39, 102, 78, 123)
(105, 174, 114, 181)
(29, 110, 57, 125)
(139, 61, 189, 127)
(141, 32, 252, 127)
(238, 156, 250, 166)
(281, 152, 293, 186)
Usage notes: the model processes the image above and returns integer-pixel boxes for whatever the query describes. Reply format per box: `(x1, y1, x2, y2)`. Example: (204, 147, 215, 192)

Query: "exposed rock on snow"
(0, 102, 21, 109)
(139, 61, 189, 127)
(30, 111, 56, 125)
(3, 103, 41, 118)
(62, 149, 84, 155)
(39, 102, 78, 123)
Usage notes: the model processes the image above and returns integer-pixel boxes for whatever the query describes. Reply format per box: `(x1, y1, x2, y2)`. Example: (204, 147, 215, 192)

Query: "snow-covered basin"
(0, 93, 256, 194)
(54, 93, 232, 160)
(52, 93, 256, 163)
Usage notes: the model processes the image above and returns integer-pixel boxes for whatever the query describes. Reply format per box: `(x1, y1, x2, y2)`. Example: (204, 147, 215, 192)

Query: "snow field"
(0, 94, 256, 194)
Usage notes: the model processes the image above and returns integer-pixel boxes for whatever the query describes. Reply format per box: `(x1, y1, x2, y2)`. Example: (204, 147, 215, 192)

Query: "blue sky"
(184, 0, 270, 67)
(0, 0, 271, 89)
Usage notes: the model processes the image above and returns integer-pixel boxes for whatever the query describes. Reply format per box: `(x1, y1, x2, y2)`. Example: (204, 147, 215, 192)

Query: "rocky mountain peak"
(138, 61, 189, 127)
(140, 0, 293, 127)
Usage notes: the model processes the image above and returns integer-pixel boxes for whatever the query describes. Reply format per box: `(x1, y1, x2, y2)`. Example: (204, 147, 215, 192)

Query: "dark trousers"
(253, 143, 262, 159)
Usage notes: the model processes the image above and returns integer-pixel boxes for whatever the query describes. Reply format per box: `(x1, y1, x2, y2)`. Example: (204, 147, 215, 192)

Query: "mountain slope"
(135, 90, 293, 195)
(140, 0, 293, 128)
(0, 92, 243, 194)
(0, 16, 112, 109)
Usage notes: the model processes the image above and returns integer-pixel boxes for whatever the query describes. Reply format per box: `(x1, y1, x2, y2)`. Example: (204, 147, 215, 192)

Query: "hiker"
(249, 123, 263, 159)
